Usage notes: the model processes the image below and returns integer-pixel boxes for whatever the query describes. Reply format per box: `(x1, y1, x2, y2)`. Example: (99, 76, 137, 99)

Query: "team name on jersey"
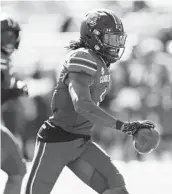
(100, 74, 111, 83)
(99, 67, 110, 83)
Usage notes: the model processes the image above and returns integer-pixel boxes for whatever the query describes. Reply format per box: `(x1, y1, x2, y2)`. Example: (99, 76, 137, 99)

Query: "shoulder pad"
(65, 48, 97, 76)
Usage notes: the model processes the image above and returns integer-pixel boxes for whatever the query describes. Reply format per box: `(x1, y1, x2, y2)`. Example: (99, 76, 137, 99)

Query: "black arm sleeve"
(1, 69, 28, 104)
(1, 88, 23, 104)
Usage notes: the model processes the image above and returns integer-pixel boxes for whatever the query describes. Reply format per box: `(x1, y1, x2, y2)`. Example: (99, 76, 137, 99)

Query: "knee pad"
(107, 173, 125, 189)
(102, 186, 129, 194)
(90, 170, 108, 193)
(90, 169, 126, 194)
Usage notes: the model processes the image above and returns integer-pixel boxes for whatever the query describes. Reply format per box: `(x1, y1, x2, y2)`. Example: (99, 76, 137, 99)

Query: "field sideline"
(0, 160, 171, 194)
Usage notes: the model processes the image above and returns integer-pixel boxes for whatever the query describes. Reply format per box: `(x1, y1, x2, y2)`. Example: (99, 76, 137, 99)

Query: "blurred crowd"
(1, 1, 172, 162)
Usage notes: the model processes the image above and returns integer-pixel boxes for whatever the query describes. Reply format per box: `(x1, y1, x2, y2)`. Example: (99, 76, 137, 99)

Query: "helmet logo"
(87, 13, 100, 27)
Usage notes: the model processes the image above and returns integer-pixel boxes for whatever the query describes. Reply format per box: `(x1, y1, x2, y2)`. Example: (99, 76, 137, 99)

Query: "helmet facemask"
(1, 15, 21, 55)
(1, 29, 20, 55)
(92, 29, 127, 63)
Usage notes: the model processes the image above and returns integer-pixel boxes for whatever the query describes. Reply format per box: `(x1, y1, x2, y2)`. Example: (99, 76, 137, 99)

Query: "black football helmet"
(1, 13, 21, 55)
(80, 9, 127, 63)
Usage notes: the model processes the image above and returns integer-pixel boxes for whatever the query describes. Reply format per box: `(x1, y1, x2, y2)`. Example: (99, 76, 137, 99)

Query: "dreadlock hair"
(65, 37, 110, 67)
(65, 37, 90, 50)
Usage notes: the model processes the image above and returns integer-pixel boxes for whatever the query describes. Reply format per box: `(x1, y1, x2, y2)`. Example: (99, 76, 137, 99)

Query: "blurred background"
(1, 1, 172, 194)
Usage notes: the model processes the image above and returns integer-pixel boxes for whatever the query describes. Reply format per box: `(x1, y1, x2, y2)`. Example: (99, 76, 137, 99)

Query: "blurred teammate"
(21, 9, 156, 194)
(1, 14, 28, 194)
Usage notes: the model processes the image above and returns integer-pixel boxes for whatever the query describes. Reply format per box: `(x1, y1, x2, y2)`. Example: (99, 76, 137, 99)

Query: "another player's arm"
(1, 66, 28, 104)
(66, 72, 124, 130)
(1, 81, 28, 104)
(1, 86, 27, 104)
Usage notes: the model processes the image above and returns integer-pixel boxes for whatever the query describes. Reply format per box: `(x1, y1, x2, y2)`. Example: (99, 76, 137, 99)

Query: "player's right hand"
(121, 120, 156, 136)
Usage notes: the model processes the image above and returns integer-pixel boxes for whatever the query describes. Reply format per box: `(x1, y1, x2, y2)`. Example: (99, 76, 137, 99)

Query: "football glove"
(121, 120, 156, 136)
(11, 78, 29, 96)
(16, 80, 28, 96)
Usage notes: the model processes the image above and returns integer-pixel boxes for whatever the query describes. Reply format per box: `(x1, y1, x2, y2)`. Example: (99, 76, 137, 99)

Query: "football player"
(1, 14, 28, 194)
(21, 9, 156, 194)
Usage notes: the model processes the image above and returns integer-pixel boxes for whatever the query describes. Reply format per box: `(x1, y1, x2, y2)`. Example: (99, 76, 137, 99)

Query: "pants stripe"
(26, 141, 46, 194)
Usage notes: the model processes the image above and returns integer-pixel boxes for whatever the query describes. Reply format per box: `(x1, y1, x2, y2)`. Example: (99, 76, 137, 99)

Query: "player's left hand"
(16, 80, 29, 96)
(121, 120, 156, 136)
(11, 78, 29, 96)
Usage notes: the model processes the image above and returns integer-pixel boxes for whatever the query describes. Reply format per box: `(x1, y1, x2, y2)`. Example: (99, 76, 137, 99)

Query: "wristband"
(116, 120, 124, 130)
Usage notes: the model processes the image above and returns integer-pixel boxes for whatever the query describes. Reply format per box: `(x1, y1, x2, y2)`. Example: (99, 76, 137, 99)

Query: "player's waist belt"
(37, 120, 91, 143)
